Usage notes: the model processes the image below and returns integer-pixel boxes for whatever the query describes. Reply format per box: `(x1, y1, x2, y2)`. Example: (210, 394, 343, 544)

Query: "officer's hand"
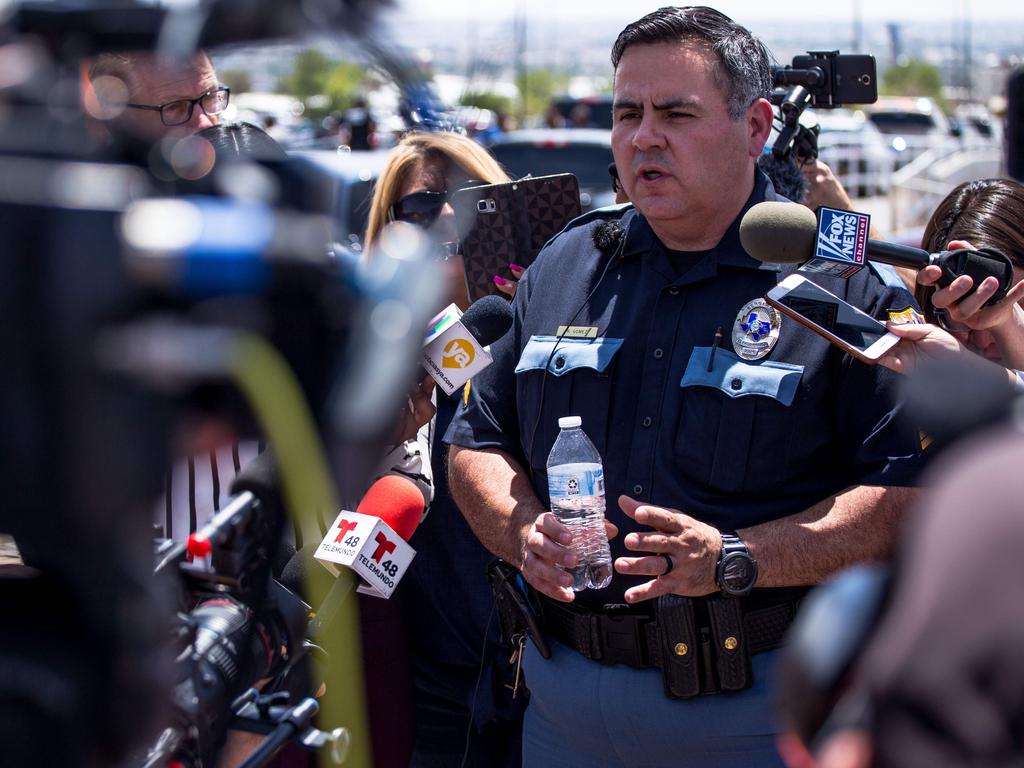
(520, 512, 619, 603)
(613, 495, 718, 602)
(918, 239, 1024, 331)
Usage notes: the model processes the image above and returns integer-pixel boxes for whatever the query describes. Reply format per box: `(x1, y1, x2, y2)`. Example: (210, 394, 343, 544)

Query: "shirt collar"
(620, 167, 782, 280)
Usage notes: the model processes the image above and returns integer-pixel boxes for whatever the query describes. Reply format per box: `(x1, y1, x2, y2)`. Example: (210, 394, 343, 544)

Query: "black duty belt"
(536, 588, 806, 698)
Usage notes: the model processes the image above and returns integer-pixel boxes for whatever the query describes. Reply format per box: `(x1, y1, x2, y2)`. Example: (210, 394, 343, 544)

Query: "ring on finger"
(659, 553, 674, 575)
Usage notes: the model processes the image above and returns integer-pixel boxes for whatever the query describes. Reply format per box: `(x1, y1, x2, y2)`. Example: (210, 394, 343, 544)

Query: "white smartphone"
(765, 274, 901, 362)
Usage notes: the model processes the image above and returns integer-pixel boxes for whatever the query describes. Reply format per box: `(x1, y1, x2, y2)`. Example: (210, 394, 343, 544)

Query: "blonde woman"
(365, 132, 527, 767)
(365, 131, 518, 302)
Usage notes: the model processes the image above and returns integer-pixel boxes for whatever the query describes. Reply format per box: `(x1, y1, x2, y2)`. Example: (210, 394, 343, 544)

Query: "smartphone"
(452, 174, 582, 303)
(792, 53, 877, 107)
(765, 274, 900, 362)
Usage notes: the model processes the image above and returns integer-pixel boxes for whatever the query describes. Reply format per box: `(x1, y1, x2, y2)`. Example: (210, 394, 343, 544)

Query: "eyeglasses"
(125, 86, 230, 127)
(389, 190, 450, 228)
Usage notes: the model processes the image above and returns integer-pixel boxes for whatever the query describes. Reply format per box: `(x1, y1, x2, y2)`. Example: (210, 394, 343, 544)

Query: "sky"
(396, 0, 1024, 23)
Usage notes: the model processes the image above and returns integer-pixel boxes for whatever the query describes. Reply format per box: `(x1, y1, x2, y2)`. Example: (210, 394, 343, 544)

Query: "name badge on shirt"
(556, 325, 599, 339)
(732, 298, 781, 361)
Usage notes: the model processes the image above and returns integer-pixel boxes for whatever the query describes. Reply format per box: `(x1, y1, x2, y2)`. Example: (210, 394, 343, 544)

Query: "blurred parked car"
(862, 97, 959, 168)
(813, 110, 892, 196)
(548, 95, 613, 130)
(485, 128, 616, 211)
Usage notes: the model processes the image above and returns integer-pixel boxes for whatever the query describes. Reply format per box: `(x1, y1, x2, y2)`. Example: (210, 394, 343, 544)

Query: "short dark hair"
(917, 178, 1024, 321)
(611, 6, 772, 120)
(196, 122, 287, 162)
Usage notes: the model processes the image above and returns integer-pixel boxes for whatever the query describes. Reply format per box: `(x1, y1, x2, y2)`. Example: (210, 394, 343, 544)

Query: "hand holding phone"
(765, 274, 900, 362)
(453, 174, 582, 303)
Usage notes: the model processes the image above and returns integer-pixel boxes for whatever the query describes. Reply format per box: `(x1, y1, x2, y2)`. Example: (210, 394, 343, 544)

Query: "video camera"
(768, 51, 879, 164)
(0, 2, 442, 767)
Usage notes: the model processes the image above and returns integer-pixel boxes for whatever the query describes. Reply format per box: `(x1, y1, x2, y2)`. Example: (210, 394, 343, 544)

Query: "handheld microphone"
(421, 295, 513, 395)
(739, 201, 1015, 304)
(276, 474, 426, 639)
(313, 474, 426, 600)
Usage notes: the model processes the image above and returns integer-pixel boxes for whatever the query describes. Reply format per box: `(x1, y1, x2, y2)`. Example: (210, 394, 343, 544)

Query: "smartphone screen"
(770, 277, 889, 352)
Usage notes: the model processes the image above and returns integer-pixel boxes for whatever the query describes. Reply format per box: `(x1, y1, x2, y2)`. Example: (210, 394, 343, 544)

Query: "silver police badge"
(732, 298, 781, 360)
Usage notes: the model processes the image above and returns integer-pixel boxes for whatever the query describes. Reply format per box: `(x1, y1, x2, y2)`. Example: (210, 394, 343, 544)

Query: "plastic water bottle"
(546, 416, 613, 591)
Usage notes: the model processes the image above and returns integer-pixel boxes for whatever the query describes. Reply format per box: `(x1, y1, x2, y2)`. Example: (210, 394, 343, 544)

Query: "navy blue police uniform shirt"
(445, 169, 921, 607)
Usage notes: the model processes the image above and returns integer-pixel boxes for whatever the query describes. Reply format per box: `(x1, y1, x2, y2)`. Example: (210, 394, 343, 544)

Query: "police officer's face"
(611, 42, 772, 249)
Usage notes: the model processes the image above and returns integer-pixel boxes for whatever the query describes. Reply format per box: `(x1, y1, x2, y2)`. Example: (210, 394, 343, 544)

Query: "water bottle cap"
(558, 416, 582, 429)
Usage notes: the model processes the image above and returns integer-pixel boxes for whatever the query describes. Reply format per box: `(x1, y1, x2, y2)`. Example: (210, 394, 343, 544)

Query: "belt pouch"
(486, 559, 552, 658)
(655, 595, 701, 698)
(706, 595, 752, 692)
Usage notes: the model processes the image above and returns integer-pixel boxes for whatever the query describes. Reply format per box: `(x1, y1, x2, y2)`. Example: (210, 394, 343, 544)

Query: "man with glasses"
(86, 50, 228, 140)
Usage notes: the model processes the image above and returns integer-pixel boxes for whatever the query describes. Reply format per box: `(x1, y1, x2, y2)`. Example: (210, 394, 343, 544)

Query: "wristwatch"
(715, 532, 758, 597)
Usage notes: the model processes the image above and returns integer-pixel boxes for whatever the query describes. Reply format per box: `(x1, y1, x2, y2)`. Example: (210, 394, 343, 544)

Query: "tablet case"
(453, 174, 582, 302)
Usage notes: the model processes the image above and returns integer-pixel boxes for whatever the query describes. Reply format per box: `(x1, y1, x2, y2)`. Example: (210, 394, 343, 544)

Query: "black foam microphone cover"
(592, 220, 625, 255)
(461, 294, 514, 346)
(758, 152, 807, 203)
(278, 544, 319, 598)
(229, 450, 282, 515)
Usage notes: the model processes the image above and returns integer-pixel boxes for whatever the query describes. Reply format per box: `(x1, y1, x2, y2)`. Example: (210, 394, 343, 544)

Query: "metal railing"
(888, 145, 1004, 232)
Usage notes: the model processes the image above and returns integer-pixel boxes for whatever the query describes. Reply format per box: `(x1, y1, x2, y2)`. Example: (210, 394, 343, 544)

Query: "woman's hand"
(492, 263, 523, 299)
(917, 239, 1024, 331)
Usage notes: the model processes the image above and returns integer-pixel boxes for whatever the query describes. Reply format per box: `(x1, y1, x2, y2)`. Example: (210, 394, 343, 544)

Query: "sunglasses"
(389, 190, 450, 228)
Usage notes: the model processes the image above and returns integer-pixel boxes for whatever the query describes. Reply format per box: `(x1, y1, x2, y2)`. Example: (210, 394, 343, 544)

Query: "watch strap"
(716, 531, 757, 596)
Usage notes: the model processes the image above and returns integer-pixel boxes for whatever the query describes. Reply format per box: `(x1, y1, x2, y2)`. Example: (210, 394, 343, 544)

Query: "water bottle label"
(548, 464, 604, 499)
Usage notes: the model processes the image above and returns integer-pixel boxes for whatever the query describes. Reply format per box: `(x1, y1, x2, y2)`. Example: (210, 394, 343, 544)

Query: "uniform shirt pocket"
(676, 347, 805, 493)
(515, 335, 624, 376)
(515, 335, 624, 468)
(681, 346, 804, 406)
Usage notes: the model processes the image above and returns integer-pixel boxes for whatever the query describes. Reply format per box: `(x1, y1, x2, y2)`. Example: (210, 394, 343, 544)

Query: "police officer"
(446, 7, 921, 768)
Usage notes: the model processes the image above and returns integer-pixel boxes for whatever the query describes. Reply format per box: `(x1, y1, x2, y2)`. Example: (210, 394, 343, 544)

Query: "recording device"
(740, 201, 1016, 305)
(764, 51, 878, 191)
(452, 174, 582, 302)
(314, 474, 426, 599)
(149, 455, 326, 768)
(0, 4, 424, 766)
(771, 52, 877, 110)
(421, 295, 513, 395)
(766, 274, 901, 362)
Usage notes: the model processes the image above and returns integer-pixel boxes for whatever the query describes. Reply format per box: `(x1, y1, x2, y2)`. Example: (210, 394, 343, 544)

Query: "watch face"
(721, 552, 756, 594)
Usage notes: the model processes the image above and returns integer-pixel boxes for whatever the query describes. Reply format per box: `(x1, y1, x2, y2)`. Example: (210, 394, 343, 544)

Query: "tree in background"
(279, 49, 369, 121)
(881, 59, 949, 112)
(219, 69, 252, 95)
(459, 91, 514, 117)
(516, 68, 571, 122)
